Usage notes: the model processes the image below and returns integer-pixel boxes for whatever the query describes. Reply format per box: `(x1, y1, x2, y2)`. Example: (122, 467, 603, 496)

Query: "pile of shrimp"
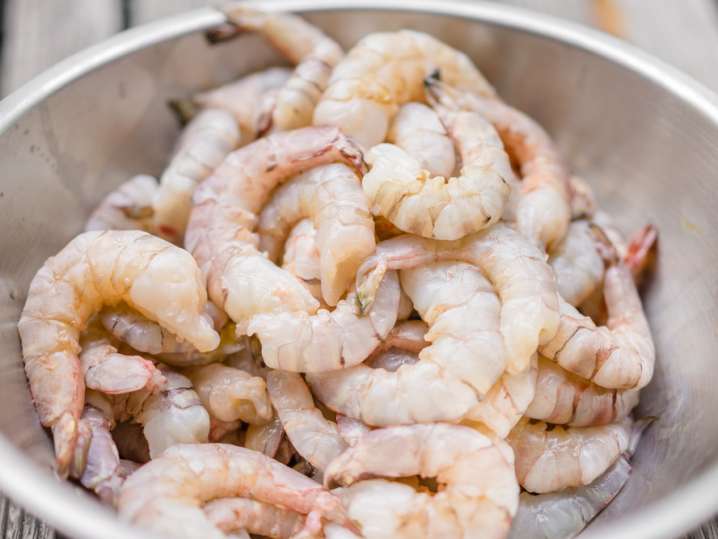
(18, 5, 659, 539)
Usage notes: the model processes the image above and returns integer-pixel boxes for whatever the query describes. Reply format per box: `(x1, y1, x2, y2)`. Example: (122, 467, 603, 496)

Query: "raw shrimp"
(425, 75, 571, 249)
(117, 443, 349, 538)
(363, 89, 513, 240)
(507, 417, 631, 493)
(152, 108, 240, 243)
(281, 218, 323, 303)
(185, 127, 365, 328)
(186, 363, 272, 425)
(335, 415, 371, 447)
(18, 230, 218, 475)
(313, 30, 495, 148)
(539, 265, 655, 389)
(354, 224, 559, 374)
(223, 5, 343, 132)
(80, 325, 164, 395)
(85, 175, 157, 232)
(549, 220, 605, 306)
(387, 102, 455, 178)
(192, 67, 292, 140)
(204, 497, 305, 538)
(525, 356, 639, 427)
(244, 416, 285, 459)
(247, 270, 400, 372)
(569, 176, 597, 220)
(364, 319, 428, 370)
(257, 163, 375, 305)
(325, 424, 518, 539)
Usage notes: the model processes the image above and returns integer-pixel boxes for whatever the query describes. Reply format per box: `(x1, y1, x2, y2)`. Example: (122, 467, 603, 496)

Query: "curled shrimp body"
(313, 30, 494, 149)
(18, 230, 218, 475)
(85, 175, 157, 232)
(325, 424, 518, 539)
(549, 220, 605, 306)
(245, 416, 284, 459)
(186, 364, 272, 425)
(355, 224, 559, 374)
(507, 418, 631, 494)
(152, 108, 240, 243)
(267, 370, 347, 473)
(257, 163, 375, 305)
(539, 265, 655, 389)
(185, 127, 365, 329)
(525, 356, 639, 427)
(248, 270, 400, 372)
(224, 5, 343, 133)
(204, 497, 305, 538)
(362, 93, 513, 240)
(117, 443, 349, 538)
(281, 218, 323, 303)
(388, 102, 455, 177)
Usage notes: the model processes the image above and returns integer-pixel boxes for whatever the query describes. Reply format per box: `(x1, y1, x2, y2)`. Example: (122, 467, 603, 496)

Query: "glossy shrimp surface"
(85, 175, 157, 233)
(280, 218, 324, 303)
(204, 497, 305, 538)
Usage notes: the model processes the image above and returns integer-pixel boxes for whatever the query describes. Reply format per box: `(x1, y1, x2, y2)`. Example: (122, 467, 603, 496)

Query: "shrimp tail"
(167, 98, 199, 126)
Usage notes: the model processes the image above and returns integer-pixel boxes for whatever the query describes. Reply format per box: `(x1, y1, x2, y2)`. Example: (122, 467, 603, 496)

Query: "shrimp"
(152, 108, 240, 243)
(425, 75, 571, 249)
(185, 127, 365, 329)
(507, 417, 631, 493)
(267, 370, 347, 475)
(387, 102, 455, 178)
(247, 270, 400, 372)
(117, 444, 349, 538)
(223, 5, 343, 133)
(335, 415, 371, 447)
(354, 224, 559, 374)
(18, 230, 219, 476)
(186, 363, 272, 425)
(245, 416, 285, 459)
(569, 175, 597, 220)
(539, 265, 655, 389)
(365, 319, 428, 371)
(362, 90, 513, 240)
(525, 356, 639, 427)
(281, 218, 324, 303)
(204, 497, 305, 539)
(85, 175, 157, 232)
(313, 30, 494, 149)
(325, 424, 518, 539)
(549, 220, 605, 306)
(257, 163, 375, 305)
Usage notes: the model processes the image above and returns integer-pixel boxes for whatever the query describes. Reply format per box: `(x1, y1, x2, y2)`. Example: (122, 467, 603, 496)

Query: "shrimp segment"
(314, 30, 494, 149)
(152, 108, 240, 242)
(257, 163, 375, 305)
(325, 424, 518, 539)
(507, 418, 631, 493)
(185, 127, 365, 328)
(281, 218, 323, 303)
(18, 230, 218, 475)
(117, 444, 349, 538)
(355, 224, 559, 374)
(224, 5, 343, 132)
(540, 265, 655, 389)
(85, 175, 157, 232)
(526, 356, 639, 427)
(204, 497, 305, 538)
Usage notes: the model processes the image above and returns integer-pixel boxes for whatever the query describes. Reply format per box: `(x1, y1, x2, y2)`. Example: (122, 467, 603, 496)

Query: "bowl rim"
(1, 2, 718, 538)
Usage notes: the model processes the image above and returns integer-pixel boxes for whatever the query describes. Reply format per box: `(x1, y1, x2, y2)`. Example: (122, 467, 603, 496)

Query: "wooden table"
(2, 1, 718, 538)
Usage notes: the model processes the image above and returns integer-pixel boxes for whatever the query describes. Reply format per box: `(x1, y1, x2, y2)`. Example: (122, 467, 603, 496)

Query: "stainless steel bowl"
(1, 1, 717, 538)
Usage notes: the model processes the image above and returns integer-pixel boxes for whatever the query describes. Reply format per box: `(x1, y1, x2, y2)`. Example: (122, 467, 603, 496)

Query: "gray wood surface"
(1, 1, 718, 538)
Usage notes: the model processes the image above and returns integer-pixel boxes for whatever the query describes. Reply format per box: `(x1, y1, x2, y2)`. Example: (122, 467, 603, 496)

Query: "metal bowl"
(1, 1, 717, 538)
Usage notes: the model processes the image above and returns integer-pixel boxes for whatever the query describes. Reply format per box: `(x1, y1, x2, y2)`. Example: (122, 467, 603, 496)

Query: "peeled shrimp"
(224, 5, 343, 133)
(281, 218, 323, 303)
(355, 224, 559, 374)
(18, 230, 218, 475)
(257, 163, 375, 305)
(362, 89, 513, 240)
(387, 102, 455, 178)
(244, 416, 285, 459)
(85, 175, 157, 232)
(364, 319, 428, 370)
(204, 497, 305, 538)
(186, 363, 272, 425)
(569, 176, 597, 220)
(540, 265, 655, 389)
(267, 370, 347, 473)
(313, 30, 494, 148)
(152, 108, 240, 242)
(525, 356, 639, 427)
(185, 127, 365, 328)
(325, 424, 518, 539)
(117, 443, 349, 538)
(247, 270, 400, 372)
(508, 417, 631, 493)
